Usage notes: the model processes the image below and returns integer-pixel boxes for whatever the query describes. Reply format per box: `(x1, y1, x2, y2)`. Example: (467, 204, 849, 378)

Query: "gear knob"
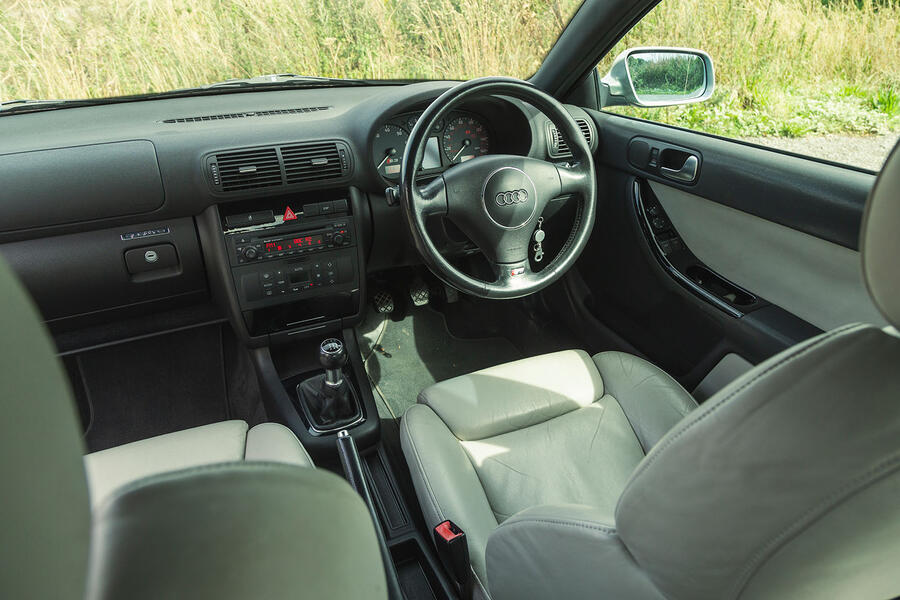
(319, 338, 347, 386)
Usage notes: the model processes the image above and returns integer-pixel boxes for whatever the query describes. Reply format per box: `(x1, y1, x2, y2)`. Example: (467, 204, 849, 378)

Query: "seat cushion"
(401, 349, 695, 587)
(84, 420, 312, 509)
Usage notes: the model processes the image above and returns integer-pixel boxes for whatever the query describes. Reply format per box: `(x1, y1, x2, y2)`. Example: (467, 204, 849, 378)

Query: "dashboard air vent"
(547, 118, 594, 158)
(162, 106, 331, 123)
(205, 140, 351, 193)
(215, 148, 282, 192)
(281, 142, 343, 185)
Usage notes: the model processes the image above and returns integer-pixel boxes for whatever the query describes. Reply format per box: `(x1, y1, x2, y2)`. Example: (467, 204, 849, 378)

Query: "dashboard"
(0, 80, 597, 349)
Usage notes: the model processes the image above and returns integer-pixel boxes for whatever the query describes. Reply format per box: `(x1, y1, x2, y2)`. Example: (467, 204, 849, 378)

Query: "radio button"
(244, 247, 258, 260)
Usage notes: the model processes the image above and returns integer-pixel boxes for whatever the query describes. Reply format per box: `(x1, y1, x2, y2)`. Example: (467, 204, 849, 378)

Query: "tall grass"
(1, 0, 897, 137)
(0, 0, 580, 100)
(600, 0, 900, 136)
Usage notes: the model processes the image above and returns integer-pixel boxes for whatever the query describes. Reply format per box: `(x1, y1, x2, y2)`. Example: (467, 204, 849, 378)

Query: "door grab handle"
(660, 155, 699, 182)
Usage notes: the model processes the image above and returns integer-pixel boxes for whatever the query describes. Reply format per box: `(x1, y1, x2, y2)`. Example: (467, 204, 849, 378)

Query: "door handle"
(660, 154, 699, 182)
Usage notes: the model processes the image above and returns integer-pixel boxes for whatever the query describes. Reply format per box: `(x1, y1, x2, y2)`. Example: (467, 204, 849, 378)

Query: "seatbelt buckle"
(433, 520, 472, 597)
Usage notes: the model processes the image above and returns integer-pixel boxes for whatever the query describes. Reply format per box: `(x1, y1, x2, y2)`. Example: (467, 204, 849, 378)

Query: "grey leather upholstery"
(0, 254, 387, 599)
(87, 463, 386, 600)
(402, 139, 900, 600)
(861, 140, 900, 328)
(401, 349, 694, 589)
(84, 420, 312, 509)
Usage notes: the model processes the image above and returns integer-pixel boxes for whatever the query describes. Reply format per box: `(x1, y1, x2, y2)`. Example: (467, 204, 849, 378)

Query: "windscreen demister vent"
(162, 106, 331, 123)
(547, 118, 594, 157)
(213, 148, 282, 192)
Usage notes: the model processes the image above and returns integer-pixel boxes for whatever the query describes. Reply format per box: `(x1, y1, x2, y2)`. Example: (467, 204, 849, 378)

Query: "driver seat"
(401, 141, 900, 600)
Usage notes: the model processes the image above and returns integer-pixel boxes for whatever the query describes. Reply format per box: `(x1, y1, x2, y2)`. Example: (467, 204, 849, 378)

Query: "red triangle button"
(283, 206, 297, 221)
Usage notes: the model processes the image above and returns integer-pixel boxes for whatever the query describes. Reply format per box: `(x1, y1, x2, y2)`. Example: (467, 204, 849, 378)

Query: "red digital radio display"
(264, 234, 324, 253)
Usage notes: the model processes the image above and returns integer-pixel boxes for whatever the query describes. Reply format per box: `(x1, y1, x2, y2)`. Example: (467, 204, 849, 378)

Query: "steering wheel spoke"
(415, 176, 449, 218)
(556, 162, 590, 198)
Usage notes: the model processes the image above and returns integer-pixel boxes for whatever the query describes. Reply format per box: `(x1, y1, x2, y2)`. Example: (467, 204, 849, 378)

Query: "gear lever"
(320, 338, 347, 388)
(296, 338, 361, 432)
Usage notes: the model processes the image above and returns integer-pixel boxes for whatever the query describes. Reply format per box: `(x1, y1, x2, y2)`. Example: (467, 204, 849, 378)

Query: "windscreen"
(0, 0, 584, 101)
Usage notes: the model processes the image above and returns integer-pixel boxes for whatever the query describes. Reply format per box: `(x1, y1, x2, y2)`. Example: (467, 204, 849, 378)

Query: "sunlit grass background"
(601, 0, 900, 138)
(1, 0, 898, 140)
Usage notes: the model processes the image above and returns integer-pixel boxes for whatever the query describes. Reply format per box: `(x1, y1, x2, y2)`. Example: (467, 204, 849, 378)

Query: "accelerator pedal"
(372, 289, 395, 314)
(409, 278, 430, 307)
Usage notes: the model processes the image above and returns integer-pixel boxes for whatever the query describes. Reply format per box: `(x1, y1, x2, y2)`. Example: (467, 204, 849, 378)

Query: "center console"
(195, 187, 375, 454)
(199, 188, 368, 345)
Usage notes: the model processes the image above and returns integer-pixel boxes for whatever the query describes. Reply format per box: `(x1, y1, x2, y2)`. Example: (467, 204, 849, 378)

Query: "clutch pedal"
(372, 289, 394, 314)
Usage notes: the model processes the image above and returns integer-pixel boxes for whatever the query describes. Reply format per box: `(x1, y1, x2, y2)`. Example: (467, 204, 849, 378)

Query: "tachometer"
(373, 124, 409, 177)
(442, 116, 489, 164)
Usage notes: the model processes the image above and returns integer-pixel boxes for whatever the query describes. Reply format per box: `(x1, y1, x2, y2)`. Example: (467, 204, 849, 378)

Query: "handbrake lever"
(337, 430, 405, 600)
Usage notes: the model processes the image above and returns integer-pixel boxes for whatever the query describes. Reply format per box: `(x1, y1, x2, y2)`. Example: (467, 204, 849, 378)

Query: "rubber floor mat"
(358, 306, 521, 419)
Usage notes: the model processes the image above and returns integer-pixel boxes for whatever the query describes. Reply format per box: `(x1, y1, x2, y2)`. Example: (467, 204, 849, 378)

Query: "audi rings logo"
(495, 189, 529, 206)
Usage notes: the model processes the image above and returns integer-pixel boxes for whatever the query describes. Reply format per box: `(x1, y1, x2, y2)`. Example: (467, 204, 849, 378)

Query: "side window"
(597, 0, 899, 172)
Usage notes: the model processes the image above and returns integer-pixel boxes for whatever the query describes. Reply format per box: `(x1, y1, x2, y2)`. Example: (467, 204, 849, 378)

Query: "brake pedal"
(372, 290, 395, 314)
(409, 278, 430, 307)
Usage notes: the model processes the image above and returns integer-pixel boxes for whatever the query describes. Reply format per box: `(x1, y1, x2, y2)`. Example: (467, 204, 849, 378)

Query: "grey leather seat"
(84, 419, 313, 509)
(402, 140, 900, 600)
(0, 257, 387, 599)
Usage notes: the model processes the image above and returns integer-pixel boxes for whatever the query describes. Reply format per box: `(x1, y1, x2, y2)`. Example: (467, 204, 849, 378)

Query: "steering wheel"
(399, 77, 596, 299)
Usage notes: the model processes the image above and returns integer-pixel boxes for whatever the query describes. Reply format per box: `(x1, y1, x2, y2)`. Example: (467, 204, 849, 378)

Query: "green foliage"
(600, 0, 900, 138)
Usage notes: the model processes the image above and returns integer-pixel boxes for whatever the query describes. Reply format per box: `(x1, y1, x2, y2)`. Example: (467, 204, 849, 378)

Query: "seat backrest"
(0, 259, 388, 599)
(0, 256, 91, 599)
(615, 141, 900, 600)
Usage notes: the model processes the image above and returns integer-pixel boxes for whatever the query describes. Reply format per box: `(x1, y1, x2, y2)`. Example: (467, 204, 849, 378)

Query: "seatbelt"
(433, 520, 473, 599)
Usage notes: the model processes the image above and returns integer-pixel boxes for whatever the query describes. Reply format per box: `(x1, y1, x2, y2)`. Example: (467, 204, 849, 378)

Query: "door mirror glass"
(627, 52, 706, 103)
(601, 47, 714, 108)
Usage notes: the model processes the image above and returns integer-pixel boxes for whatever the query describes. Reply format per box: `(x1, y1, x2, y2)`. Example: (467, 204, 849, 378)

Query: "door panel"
(559, 110, 879, 393)
(650, 180, 885, 330)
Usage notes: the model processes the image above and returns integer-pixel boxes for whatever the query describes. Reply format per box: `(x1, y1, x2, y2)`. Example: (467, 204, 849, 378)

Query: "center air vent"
(214, 148, 282, 192)
(163, 106, 331, 123)
(547, 118, 595, 158)
(282, 142, 342, 184)
(206, 140, 351, 193)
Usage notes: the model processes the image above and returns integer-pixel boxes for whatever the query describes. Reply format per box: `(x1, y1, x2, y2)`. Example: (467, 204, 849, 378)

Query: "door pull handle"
(660, 154, 699, 182)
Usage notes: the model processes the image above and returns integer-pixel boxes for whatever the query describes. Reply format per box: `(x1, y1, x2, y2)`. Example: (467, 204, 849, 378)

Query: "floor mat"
(77, 325, 229, 452)
(358, 306, 521, 419)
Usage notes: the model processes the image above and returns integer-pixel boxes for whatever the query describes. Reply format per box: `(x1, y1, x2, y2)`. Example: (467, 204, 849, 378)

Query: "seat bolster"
(245, 423, 314, 467)
(485, 504, 665, 600)
(592, 351, 696, 452)
(419, 349, 604, 440)
(400, 404, 498, 586)
(84, 420, 250, 509)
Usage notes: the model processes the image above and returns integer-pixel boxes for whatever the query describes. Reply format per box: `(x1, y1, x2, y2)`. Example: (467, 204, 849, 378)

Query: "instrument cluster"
(372, 110, 492, 180)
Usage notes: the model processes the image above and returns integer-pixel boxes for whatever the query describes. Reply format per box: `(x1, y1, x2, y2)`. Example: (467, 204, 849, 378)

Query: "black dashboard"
(0, 81, 597, 350)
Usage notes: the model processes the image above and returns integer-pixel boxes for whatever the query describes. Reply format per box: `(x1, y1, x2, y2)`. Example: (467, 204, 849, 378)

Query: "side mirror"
(600, 47, 714, 108)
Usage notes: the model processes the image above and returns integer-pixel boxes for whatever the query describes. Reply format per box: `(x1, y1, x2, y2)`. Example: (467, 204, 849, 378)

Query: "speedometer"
(442, 116, 489, 164)
(373, 124, 409, 178)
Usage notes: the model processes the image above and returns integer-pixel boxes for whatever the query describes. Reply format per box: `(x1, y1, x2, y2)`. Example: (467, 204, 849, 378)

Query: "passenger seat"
(84, 420, 313, 509)
(0, 256, 387, 599)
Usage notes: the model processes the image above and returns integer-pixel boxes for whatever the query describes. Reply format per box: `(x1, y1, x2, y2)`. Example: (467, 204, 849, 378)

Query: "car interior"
(2, 0, 899, 599)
